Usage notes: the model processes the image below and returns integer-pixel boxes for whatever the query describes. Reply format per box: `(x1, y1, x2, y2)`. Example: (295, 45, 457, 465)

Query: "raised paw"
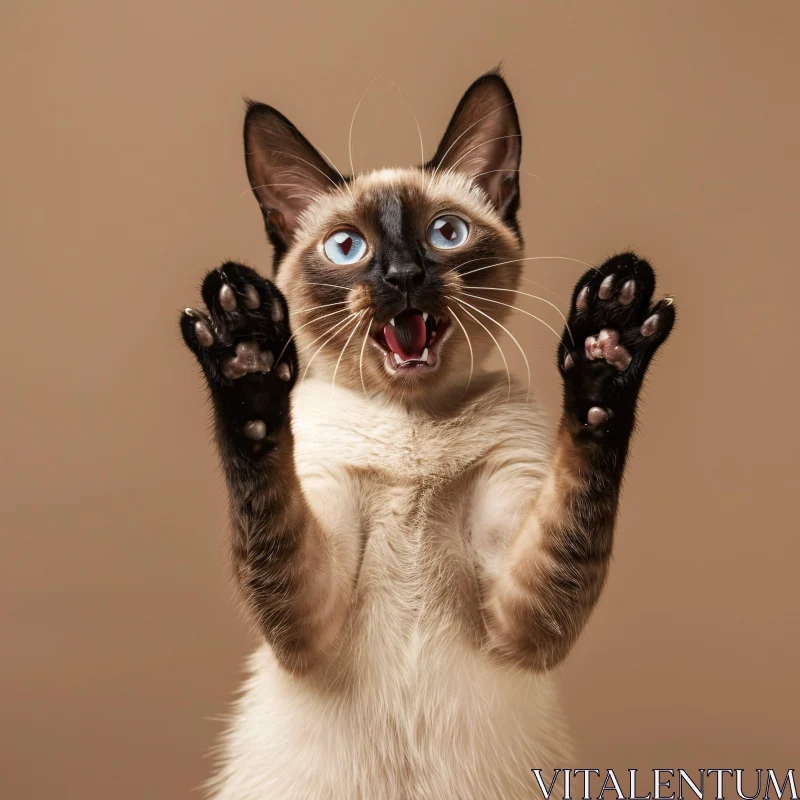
(180, 262, 297, 449)
(559, 252, 676, 438)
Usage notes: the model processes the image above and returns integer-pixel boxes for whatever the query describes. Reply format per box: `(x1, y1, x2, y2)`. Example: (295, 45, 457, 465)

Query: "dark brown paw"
(180, 262, 297, 451)
(559, 252, 676, 437)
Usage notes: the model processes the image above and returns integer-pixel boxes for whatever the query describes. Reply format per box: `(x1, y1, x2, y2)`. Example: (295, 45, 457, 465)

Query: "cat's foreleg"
(487, 253, 675, 671)
(180, 263, 354, 672)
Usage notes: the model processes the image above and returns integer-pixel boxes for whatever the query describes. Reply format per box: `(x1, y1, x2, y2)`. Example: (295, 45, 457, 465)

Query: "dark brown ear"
(244, 102, 344, 257)
(428, 72, 521, 221)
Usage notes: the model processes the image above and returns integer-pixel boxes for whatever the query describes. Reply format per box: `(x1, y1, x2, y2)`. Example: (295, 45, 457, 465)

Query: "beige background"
(2, 1, 798, 797)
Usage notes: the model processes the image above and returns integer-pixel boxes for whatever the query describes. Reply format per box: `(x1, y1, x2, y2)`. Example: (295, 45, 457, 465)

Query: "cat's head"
(244, 72, 524, 404)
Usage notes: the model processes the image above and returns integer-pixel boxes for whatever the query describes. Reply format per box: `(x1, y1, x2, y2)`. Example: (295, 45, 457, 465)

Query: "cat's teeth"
(393, 353, 402, 366)
(389, 318, 396, 327)
(421, 348, 429, 362)
(422, 312, 429, 323)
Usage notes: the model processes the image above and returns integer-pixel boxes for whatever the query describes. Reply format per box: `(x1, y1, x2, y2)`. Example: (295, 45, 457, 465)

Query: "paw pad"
(276, 362, 291, 381)
(243, 284, 261, 310)
(640, 314, 660, 337)
(584, 328, 632, 371)
(194, 320, 214, 347)
(219, 284, 237, 311)
(587, 406, 609, 427)
(222, 340, 274, 379)
(618, 280, 636, 306)
(242, 420, 267, 440)
(598, 274, 615, 299)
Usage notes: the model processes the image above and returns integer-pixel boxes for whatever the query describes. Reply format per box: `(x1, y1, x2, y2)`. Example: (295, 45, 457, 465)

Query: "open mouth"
(371, 309, 451, 373)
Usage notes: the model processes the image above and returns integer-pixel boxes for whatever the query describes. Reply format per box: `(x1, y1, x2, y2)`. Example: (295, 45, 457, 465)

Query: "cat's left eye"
(427, 215, 469, 250)
(323, 229, 368, 265)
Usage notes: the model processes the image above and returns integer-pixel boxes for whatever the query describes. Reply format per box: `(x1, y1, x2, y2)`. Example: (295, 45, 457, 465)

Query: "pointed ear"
(244, 102, 343, 252)
(428, 72, 521, 220)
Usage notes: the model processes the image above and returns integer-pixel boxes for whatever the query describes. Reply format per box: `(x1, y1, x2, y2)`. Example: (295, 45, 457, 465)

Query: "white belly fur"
(209, 644, 571, 800)
(207, 379, 573, 799)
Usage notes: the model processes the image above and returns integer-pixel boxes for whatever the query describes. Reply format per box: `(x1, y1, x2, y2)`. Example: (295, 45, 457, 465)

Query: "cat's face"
(244, 73, 524, 404)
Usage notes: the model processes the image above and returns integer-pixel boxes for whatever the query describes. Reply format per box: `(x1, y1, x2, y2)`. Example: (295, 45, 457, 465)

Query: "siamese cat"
(179, 71, 675, 799)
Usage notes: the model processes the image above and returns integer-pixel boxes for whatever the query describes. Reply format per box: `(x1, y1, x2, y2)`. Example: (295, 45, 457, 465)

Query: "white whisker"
(245, 149, 346, 197)
(455, 296, 530, 403)
(446, 305, 474, 398)
(358, 316, 374, 400)
(454, 255, 595, 280)
(309, 142, 354, 201)
(461, 291, 563, 345)
(331, 314, 366, 395)
(452, 298, 512, 401)
(275, 306, 350, 363)
(462, 285, 573, 345)
(470, 168, 539, 181)
(291, 300, 350, 315)
(306, 282, 350, 291)
(348, 73, 385, 178)
(517, 274, 568, 303)
(445, 134, 522, 176)
(239, 182, 319, 199)
(444, 254, 499, 276)
(299, 312, 361, 386)
(430, 99, 518, 182)
(390, 81, 426, 190)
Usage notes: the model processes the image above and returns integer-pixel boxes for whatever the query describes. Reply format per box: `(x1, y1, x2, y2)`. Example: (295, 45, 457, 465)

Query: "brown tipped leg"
(487, 253, 675, 670)
(180, 262, 351, 672)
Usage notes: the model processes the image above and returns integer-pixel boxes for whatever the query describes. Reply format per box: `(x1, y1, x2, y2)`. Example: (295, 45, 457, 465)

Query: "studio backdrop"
(1, 1, 798, 798)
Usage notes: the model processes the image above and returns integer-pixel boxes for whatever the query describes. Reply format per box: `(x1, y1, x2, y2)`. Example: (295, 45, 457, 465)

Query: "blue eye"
(427, 215, 469, 249)
(323, 229, 367, 265)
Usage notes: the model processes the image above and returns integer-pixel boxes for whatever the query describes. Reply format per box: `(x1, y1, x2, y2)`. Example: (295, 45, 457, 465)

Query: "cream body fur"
(210, 378, 573, 799)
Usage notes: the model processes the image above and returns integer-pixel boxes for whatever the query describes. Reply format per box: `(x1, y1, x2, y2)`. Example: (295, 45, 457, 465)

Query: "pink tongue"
(383, 314, 427, 360)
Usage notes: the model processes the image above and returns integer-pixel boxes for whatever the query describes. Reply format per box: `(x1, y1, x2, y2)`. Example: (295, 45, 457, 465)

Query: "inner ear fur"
(428, 71, 522, 221)
(244, 102, 345, 258)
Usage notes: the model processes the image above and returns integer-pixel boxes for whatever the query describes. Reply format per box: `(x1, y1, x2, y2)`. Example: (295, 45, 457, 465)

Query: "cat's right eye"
(323, 229, 368, 265)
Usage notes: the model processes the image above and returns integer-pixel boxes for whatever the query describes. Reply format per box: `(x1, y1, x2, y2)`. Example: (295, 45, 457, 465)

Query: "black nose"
(383, 262, 425, 293)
